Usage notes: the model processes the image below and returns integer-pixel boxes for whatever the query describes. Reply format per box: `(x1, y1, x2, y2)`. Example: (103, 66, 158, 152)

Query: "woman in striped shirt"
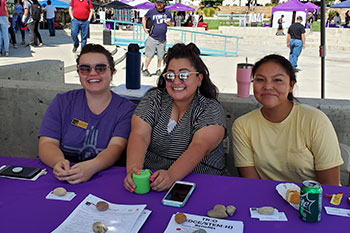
(124, 43, 227, 192)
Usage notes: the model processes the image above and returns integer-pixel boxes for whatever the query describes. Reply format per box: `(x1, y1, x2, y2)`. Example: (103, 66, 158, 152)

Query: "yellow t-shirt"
(232, 103, 344, 183)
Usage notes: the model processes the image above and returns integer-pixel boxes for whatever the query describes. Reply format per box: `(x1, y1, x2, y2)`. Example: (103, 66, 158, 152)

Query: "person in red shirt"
(69, 0, 93, 52)
(0, 0, 10, 56)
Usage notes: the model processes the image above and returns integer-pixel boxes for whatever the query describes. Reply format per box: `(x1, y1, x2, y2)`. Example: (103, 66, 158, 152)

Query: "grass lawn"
(205, 19, 240, 29)
(312, 22, 320, 32)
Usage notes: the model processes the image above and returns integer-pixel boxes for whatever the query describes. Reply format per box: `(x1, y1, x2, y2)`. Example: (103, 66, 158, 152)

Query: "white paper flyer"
(52, 194, 150, 233)
(164, 213, 244, 233)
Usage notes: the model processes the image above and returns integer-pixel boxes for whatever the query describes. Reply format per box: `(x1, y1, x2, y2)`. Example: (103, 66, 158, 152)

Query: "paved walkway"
(1, 27, 349, 100)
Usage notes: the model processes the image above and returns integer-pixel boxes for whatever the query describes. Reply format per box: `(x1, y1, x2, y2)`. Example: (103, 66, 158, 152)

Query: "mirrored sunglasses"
(162, 72, 199, 82)
(77, 64, 109, 75)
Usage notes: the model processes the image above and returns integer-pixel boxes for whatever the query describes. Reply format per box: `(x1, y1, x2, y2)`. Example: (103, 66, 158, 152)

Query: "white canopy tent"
(271, 0, 308, 28)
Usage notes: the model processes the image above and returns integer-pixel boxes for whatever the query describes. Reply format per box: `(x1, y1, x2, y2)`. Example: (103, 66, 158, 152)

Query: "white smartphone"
(161, 181, 196, 207)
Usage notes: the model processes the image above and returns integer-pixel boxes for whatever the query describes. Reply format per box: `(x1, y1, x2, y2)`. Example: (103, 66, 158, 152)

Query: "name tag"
(71, 118, 88, 129)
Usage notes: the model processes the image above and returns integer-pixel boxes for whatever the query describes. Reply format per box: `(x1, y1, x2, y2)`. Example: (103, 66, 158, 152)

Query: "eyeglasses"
(162, 72, 199, 82)
(77, 64, 110, 75)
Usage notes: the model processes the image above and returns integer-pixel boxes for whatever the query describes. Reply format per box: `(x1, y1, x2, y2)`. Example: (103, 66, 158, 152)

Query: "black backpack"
(29, 0, 41, 21)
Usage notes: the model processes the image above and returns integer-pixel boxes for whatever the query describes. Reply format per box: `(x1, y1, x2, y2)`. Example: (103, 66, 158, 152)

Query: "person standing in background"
(44, 0, 56, 36)
(13, 0, 25, 44)
(69, 0, 93, 52)
(192, 11, 199, 27)
(184, 12, 192, 26)
(287, 16, 305, 72)
(276, 15, 284, 36)
(0, 0, 9, 56)
(312, 9, 318, 22)
(307, 12, 314, 33)
(229, 12, 234, 25)
(333, 12, 341, 25)
(141, 0, 173, 77)
(345, 11, 350, 26)
(8, 16, 18, 48)
(98, 7, 105, 23)
(198, 12, 203, 23)
(23, 0, 43, 47)
(174, 11, 181, 27)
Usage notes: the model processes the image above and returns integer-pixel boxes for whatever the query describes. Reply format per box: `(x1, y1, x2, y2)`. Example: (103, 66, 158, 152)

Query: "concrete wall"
(1, 60, 350, 183)
(0, 60, 65, 83)
(0, 60, 78, 158)
(0, 80, 79, 158)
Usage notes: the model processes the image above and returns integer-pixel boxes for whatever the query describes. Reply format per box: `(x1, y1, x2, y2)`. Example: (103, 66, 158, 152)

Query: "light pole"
(320, 0, 325, 98)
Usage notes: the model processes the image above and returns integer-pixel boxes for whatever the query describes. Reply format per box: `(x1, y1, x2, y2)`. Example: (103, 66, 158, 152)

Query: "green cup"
(132, 169, 152, 194)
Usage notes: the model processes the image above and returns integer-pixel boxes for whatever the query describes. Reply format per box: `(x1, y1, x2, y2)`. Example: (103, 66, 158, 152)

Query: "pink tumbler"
(236, 63, 253, 98)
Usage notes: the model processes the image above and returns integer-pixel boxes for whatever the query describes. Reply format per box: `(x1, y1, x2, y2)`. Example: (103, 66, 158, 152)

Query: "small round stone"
(192, 229, 207, 233)
(96, 201, 109, 211)
(213, 204, 226, 212)
(53, 187, 67, 196)
(207, 208, 228, 219)
(226, 205, 236, 216)
(92, 222, 108, 233)
(175, 212, 187, 224)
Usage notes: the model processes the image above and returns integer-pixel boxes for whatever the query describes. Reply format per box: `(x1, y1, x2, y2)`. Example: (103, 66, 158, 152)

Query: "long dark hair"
(157, 43, 218, 99)
(76, 43, 116, 73)
(252, 54, 296, 102)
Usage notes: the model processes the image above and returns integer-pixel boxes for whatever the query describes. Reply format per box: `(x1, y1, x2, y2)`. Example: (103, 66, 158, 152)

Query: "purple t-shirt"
(144, 8, 173, 41)
(39, 89, 136, 162)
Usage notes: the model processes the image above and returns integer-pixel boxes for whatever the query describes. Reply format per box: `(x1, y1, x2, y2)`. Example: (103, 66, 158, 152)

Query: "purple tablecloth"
(1, 156, 349, 232)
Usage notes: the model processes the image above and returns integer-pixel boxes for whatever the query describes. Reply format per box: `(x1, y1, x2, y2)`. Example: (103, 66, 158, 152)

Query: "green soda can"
(299, 180, 322, 222)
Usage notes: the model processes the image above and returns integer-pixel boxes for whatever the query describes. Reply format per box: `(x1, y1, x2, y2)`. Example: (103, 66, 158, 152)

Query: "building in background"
(222, 0, 271, 7)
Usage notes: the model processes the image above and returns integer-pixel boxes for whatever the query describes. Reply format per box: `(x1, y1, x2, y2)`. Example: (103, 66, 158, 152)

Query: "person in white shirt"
(98, 7, 105, 23)
(333, 12, 341, 25)
(44, 0, 56, 36)
(193, 12, 199, 27)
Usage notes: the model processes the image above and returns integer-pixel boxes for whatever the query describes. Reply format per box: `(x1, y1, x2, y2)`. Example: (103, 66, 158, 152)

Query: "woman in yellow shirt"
(232, 54, 343, 185)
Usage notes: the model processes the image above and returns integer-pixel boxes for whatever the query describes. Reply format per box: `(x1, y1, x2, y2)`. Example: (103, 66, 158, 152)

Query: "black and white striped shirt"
(134, 88, 226, 175)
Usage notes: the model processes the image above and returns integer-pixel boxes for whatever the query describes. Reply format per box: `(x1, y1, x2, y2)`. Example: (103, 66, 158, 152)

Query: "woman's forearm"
(126, 116, 152, 173)
(167, 142, 208, 182)
(238, 166, 261, 179)
(168, 125, 225, 181)
(92, 137, 127, 173)
(316, 166, 341, 186)
(126, 132, 149, 173)
(38, 137, 66, 168)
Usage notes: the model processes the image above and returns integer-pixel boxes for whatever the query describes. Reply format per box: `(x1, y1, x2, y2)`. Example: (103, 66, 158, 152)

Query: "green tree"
(201, 0, 223, 7)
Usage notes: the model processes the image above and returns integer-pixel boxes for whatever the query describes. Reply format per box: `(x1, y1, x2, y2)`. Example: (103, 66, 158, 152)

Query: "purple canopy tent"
(271, 0, 309, 28)
(272, 0, 309, 15)
(304, 2, 320, 12)
(133, 1, 154, 9)
(165, 3, 195, 12)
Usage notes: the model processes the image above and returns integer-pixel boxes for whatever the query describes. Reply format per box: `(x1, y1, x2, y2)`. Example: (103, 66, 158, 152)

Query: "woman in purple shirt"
(39, 44, 135, 184)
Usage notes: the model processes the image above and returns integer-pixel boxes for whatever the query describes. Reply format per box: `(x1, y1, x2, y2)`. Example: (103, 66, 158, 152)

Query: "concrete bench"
(1, 60, 350, 185)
